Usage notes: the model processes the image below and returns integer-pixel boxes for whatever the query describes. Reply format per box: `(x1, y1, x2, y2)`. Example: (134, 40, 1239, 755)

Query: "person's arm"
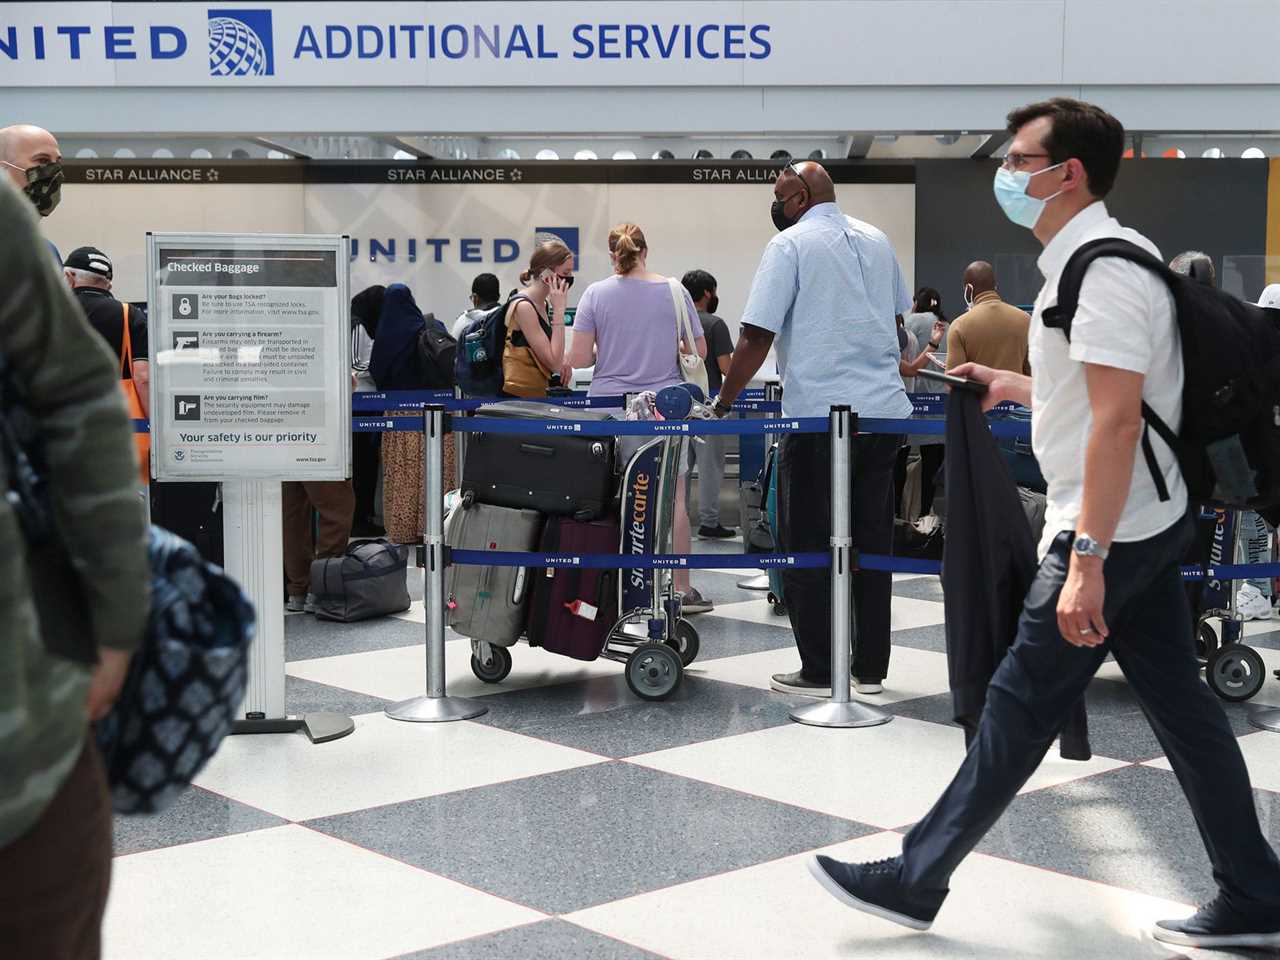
(717, 323, 775, 409)
(949, 362, 1032, 411)
(0, 185, 148, 715)
(131, 359, 150, 418)
(1056, 363, 1146, 647)
(945, 324, 967, 372)
(693, 335, 707, 360)
(717, 354, 732, 377)
(900, 320, 946, 376)
(512, 298, 564, 373)
(716, 239, 795, 408)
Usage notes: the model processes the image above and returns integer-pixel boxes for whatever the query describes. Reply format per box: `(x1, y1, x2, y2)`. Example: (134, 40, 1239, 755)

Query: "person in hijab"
(369, 284, 457, 544)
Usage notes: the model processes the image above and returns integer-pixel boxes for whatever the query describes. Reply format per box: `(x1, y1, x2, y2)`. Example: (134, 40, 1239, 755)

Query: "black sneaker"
(1152, 895, 1280, 949)
(770, 671, 831, 697)
(698, 524, 737, 540)
(807, 855, 945, 931)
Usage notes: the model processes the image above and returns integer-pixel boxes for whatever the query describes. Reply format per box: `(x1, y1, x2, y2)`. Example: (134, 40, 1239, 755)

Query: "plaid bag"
(95, 526, 254, 815)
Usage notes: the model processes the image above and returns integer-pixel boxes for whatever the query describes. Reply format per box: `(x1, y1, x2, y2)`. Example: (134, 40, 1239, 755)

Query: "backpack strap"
(1040, 237, 1180, 503)
(119, 302, 134, 379)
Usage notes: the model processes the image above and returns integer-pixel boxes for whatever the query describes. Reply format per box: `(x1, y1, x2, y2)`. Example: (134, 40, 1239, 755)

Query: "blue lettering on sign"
(0, 20, 771, 67)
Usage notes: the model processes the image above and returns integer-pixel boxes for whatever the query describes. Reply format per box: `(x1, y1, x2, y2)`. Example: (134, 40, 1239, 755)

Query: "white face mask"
(962, 283, 974, 311)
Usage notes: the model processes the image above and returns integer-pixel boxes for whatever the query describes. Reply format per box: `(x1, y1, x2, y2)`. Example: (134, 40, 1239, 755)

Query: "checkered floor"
(105, 539, 1280, 960)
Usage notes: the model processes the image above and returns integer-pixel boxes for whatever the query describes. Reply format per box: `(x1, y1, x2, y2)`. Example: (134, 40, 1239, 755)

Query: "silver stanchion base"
(790, 699, 893, 728)
(385, 696, 488, 723)
(738, 574, 772, 591)
(1248, 706, 1280, 733)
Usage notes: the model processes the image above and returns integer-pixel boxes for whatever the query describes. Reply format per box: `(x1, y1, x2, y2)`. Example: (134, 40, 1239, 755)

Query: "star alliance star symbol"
(207, 168, 221, 182)
(510, 168, 523, 182)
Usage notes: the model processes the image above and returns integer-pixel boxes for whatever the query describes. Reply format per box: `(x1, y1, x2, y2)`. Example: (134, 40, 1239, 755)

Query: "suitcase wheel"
(626, 643, 683, 701)
(1206, 644, 1266, 702)
(471, 646, 513, 684)
(668, 619, 700, 668)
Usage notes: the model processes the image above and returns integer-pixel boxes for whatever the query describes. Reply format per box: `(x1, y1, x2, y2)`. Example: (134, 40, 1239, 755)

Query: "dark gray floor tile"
(391, 919, 663, 960)
(889, 622, 947, 654)
(892, 576, 945, 603)
(286, 612, 426, 662)
(474, 674, 806, 758)
(975, 764, 1280, 907)
(113, 786, 286, 856)
(308, 762, 873, 914)
(886, 690, 960, 728)
(286, 675, 391, 718)
(685, 615, 797, 662)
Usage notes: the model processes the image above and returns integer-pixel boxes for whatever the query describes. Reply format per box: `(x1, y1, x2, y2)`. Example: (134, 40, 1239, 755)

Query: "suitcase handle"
(519, 442, 556, 457)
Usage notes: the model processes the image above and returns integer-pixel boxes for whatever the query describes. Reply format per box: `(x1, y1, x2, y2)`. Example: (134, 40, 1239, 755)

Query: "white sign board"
(147, 233, 351, 481)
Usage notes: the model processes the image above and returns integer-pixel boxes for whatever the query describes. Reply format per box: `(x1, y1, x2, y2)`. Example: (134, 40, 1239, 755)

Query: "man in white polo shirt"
(808, 98, 1280, 950)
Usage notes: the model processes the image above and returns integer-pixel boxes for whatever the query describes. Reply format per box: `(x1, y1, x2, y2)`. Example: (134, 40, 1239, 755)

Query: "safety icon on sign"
(172, 331, 201, 351)
(174, 395, 202, 422)
(173, 294, 200, 319)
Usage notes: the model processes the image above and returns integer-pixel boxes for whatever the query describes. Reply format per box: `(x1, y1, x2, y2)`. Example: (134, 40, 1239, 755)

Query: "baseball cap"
(64, 246, 113, 281)
(1256, 283, 1280, 309)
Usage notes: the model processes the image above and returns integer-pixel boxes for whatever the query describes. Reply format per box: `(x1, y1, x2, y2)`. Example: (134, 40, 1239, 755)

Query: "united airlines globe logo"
(207, 10, 275, 78)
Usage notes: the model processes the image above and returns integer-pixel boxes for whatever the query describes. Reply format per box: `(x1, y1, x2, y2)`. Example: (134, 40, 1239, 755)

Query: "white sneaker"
(1236, 584, 1273, 621)
(853, 679, 883, 695)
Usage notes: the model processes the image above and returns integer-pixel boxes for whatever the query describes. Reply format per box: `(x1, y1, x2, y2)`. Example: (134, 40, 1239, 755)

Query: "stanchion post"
(453, 384, 465, 490)
(791, 406, 892, 728)
(386, 404, 488, 723)
(740, 379, 784, 592)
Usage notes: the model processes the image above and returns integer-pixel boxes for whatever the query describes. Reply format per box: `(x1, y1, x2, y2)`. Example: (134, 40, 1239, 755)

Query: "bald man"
(1, 124, 65, 266)
(944, 261, 1030, 375)
(715, 160, 913, 697)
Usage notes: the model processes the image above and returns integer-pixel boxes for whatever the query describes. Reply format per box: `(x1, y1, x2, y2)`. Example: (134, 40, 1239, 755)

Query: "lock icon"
(172, 293, 199, 320)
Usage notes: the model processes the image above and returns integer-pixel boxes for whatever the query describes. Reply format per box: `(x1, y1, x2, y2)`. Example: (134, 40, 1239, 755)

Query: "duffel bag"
(310, 539, 411, 622)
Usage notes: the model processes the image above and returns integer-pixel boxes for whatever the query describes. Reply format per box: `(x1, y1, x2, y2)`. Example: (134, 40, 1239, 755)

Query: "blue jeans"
(901, 516, 1280, 914)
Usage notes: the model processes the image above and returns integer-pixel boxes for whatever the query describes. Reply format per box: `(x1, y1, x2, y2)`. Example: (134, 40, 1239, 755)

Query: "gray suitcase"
(444, 501, 542, 645)
(310, 539, 411, 622)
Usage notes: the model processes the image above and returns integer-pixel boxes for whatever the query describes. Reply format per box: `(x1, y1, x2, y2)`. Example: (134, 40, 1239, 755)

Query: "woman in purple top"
(567, 223, 711, 612)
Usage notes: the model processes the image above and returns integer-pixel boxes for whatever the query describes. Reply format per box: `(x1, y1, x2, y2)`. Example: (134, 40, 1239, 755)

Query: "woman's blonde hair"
(519, 240, 574, 285)
(608, 223, 647, 275)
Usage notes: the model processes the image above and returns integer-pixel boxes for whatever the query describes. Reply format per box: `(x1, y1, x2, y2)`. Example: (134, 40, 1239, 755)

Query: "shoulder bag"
(666, 278, 709, 396)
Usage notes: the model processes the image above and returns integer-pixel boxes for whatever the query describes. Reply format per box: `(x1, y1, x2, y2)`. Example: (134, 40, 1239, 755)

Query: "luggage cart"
(1195, 507, 1269, 702)
(466, 430, 698, 702)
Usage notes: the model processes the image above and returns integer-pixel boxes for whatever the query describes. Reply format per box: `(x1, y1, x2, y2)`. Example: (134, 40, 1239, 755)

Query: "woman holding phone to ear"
(502, 241, 574, 398)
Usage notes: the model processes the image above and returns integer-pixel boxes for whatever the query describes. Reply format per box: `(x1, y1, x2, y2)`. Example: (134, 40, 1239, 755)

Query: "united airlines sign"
(1, 2, 774, 87)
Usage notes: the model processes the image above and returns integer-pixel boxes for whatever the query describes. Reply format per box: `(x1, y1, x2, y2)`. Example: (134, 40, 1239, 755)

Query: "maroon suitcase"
(527, 517, 620, 661)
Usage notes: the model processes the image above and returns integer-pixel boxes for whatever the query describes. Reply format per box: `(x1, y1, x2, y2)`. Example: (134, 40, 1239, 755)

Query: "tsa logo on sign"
(208, 9, 275, 77)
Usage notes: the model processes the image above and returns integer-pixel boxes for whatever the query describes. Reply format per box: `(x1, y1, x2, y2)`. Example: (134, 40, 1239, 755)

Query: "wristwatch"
(712, 396, 734, 418)
(1072, 534, 1109, 561)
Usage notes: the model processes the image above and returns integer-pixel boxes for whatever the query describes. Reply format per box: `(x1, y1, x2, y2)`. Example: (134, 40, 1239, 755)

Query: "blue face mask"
(993, 162, 1065, 229)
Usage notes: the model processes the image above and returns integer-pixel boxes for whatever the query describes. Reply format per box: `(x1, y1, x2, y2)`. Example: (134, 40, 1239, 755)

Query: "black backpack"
(1044, 238, 1280, 513)
(415, 313, 457, 389)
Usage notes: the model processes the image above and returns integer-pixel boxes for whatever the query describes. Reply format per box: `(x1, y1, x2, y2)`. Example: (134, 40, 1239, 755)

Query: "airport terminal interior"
(5, 2, 1280, 959)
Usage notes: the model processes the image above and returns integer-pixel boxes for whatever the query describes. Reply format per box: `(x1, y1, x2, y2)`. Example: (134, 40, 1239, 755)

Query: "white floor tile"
(1144, 729, 1280, 794)
(707, 594, 946, 632)
(629, 718, 1130, 829)
(566, 831, 1194, 960)
(287, 640, 622, 703)
(1095, 644, 1280, 708)
(689, 645, 952, 706)
(193, 713, 604, 821)
(104, 825, 543, 960)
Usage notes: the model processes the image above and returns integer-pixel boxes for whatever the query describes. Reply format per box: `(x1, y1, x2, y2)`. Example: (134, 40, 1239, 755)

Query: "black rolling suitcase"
(462, 401, 616, 520)
(150, 481, 224, 567)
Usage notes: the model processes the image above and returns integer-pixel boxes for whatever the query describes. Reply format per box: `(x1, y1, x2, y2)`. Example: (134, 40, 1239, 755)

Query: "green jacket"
(0, 180, 149, 847)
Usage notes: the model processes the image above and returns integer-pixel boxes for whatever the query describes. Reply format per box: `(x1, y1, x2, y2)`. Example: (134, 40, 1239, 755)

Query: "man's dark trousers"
(777, 431, 902, 682)
(900, 518, 1280, 914)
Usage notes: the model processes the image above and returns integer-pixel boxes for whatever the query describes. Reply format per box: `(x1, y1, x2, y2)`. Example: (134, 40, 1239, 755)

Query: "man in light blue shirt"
(714, 161, 910, 697)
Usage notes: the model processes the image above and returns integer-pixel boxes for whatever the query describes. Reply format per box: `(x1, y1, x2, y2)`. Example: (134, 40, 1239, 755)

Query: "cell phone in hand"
(917, 367, 988, 394)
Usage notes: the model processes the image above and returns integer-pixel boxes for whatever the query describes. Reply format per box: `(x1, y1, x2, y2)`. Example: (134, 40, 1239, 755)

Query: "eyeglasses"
(999, 152, 1051, 171)
(776, 159, 808, 203)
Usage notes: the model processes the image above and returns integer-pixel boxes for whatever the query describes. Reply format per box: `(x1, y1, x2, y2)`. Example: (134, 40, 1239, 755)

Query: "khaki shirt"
(945, 291, 1031, 375)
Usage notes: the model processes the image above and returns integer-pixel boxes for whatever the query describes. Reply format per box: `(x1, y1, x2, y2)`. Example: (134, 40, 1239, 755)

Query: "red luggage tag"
(564, 599, 598, 621)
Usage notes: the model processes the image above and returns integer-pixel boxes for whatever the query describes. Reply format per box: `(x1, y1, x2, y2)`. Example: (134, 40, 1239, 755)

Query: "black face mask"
(14, 161, 64, 217)
(707, 295, 720, 314)
(560, 274, 575, 289)
(771, 198, 798, 232)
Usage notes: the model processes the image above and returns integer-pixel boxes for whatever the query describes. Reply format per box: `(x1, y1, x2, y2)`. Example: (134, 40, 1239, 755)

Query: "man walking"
(714, 160, 912, 697)
(808, 98, 1280, 950)
(1, 123, 64, 264)
(682, 269, 736, 539)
